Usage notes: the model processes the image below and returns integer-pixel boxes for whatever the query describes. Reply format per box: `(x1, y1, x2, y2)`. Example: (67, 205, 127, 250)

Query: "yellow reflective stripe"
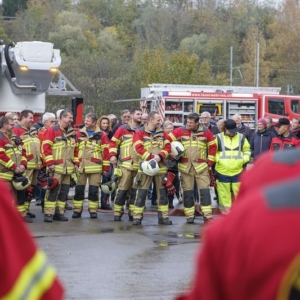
(178, 164, 187, 172)
(195, 164, 207, 173)
(168, 133, 177, 142)
(44, 155, 54, 162)
(2, 250, 56, 300)
(141, 152, 150, 160)
(183, 206, 195, 217)
(88, 201, 98, 209)
(207, 155, 215, 161)
(0, 173, 14, 180)
(134, 207, 144, 214)
(42, 140, 53, 146)
(207, 139, 216, 146)
(160, 150, 169, 158)
(109, 148, 117, 154)
(157, 204, 168, 212)
(133, 140, 142, 148)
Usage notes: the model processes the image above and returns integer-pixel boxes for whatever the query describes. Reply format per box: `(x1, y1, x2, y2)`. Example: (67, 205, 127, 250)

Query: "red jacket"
(0, 180, 64, 299)
(42, 124, 79, 174)
(133, 125, 171, 161)
(0, 131, 27, 171)
(270, 133, 300, 151)
(177, 149, 300, 300)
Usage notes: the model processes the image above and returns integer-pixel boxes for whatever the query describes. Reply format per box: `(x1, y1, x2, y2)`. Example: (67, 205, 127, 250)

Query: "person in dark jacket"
(200, 111, 220, 135)
(264, 115, 278, 136)
(112, 109, 131, 134)
(232, 113, 253, 142)
(250, 118, 276, 159)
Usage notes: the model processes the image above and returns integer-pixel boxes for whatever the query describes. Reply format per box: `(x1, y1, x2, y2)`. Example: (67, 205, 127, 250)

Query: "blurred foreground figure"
(0, 180, 64, 299)
(177, 148, 300, 300)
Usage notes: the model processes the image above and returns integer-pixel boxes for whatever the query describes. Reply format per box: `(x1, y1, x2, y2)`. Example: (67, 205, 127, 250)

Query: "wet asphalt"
(27, 198, 211, 300)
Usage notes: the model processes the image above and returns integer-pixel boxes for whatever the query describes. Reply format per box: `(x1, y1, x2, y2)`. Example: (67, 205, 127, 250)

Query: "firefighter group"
(1, 107, 299, 225)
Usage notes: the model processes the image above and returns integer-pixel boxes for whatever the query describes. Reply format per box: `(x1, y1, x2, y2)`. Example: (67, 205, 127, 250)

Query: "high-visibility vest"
(215, 132, 251, 176)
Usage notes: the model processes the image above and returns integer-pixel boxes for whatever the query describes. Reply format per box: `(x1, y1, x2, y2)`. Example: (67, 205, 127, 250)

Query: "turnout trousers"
(114, 167, 137, 217)
(181, 166, 212, 220)
(44, 172, 71, 215)
(73, 171, 101, 213)
(132, 173, 169, 220)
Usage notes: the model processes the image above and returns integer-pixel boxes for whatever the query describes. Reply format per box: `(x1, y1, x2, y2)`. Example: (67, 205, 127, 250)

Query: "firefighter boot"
(54, 201, 69, 221)
(72, 211, 82, 218)
(53, 214, 68, 221)
(158, 212, 172, 225)
(132, 218, 142, 226)
(44, 214, 53, 223)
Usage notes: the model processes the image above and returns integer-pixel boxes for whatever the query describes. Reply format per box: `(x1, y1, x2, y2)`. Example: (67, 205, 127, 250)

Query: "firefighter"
(42, 110, 79, 222)
(109, 108, 142, 221)
(72, 113, 110, 219)
(214, 119, 251, 214)
(177, 149, 300, 300)
(0, 180, 64, 299)
(132, 111, 172, 225)
(13, 109, 41, 220)
(168, 112, 216, 223)
(0, 116, 30, 222)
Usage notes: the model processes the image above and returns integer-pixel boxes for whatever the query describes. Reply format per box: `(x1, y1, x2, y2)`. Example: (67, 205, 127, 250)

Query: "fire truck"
(141, 84, 300, 129)
(0, 40, 82, 124)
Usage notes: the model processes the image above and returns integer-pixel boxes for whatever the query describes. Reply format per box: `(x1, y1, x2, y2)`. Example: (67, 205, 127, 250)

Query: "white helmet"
(171, 141, 185, 158)
(100, 176, 118, 194)
(140, 159, 160, 176)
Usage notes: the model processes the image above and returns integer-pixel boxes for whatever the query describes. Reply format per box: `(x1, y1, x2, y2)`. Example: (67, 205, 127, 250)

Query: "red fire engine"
(141, 84, 300, 128)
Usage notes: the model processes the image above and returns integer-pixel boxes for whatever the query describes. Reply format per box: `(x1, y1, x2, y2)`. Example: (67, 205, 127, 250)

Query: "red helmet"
(38, 172, 58, 190)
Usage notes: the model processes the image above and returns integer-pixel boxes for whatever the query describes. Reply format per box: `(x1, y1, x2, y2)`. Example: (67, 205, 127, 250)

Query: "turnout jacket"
(0, 131, 27, 181)
(168, 125, 217, 174)
(42, 124, 79, 174)
(215, 132, 251, 176)
(77, 126, 110, 173)
(0, 180, 64, 299)
(270, 133, 300, 151)
(13, 124, 41, 170)
(133, 125, 171, 175)
(109, 121, 140, 171)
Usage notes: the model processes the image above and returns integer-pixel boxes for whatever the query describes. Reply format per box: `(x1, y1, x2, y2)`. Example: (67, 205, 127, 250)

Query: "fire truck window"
(291, 100, 300, 113)
(268, 99, 285, 115)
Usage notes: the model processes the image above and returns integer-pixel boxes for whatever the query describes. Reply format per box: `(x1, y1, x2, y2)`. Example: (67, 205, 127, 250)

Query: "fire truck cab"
(141, 84, 300, 129)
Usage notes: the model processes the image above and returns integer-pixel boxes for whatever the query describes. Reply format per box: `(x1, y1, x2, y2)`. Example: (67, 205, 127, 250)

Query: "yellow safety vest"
(215, 132, 251, 176)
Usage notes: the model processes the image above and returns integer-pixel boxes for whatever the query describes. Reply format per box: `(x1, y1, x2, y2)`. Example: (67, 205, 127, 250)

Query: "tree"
(2, 0, 27, 17)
